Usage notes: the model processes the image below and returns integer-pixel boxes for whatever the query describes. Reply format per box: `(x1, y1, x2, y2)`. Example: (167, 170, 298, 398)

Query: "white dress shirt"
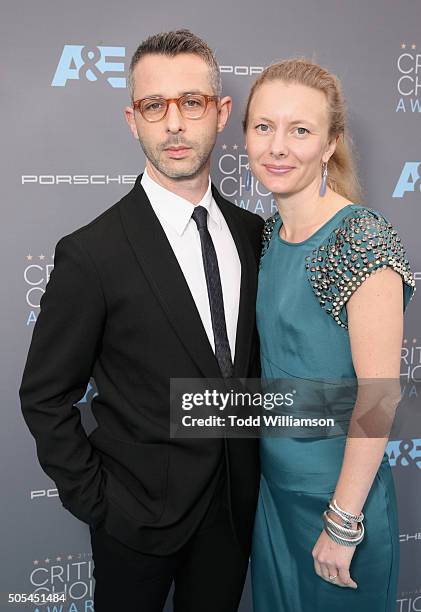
(141, 168, 241, 360)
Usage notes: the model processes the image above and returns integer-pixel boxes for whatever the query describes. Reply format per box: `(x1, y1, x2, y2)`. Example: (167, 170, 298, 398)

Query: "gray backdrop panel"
(1, 0, 420, 610)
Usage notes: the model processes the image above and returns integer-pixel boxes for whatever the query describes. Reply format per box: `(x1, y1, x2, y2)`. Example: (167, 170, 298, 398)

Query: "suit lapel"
(119, 175, 257, 379)
(119, 176, 221, 378)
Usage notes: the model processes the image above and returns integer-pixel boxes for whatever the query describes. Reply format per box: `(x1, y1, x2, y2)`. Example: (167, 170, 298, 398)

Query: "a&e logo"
(392, 162, 421, 198)
(52, 45, 126, 88)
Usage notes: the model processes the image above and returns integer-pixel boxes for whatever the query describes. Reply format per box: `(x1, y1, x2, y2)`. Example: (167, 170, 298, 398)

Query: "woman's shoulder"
(319, 204, 408, 256)
(332, 203, 392, 231)
(307, 204, 416, 329)
(346, 202, 391, 218)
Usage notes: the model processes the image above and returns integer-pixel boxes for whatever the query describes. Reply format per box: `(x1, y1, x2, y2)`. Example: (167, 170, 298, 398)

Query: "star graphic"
(33, 560, 39, 565)
(45, 558, 50, 563)
(412, 44, 416, 49)
(222, 144, 227, 150)
(26, 254, 33, 260)
(68, 555, 73, 560)
(401, 43, 406, 49)
(56, 556, 62, 561)
(39, 254, 45, 260)
(233, 144, 238, 150)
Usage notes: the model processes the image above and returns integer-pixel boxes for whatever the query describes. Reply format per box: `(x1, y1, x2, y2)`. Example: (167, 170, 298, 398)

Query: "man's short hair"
(128, 29, 222, 101)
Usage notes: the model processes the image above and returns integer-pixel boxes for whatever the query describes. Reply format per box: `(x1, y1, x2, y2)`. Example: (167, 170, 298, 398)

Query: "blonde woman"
(243, 59, 416, 611)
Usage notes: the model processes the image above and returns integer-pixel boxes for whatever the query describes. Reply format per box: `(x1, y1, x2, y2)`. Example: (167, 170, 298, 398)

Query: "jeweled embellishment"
(305, 209, 416, 329)
(260, 212, 280, 261)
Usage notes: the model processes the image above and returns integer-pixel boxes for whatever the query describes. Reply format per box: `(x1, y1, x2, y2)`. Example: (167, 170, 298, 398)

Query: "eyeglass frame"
(132, 93, 220, 122)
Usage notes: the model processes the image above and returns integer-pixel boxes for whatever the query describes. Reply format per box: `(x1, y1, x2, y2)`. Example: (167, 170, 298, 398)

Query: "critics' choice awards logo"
(216, 144, 277, 217)
(52, 45, 126, 88)
(23, 251, 98, 404)
(396, 43, 421, 113)
(24, 253, 54, 324)
(386, 339, 421, 469)
(401, 337, 421, 382)
(397, 591, 421, 612)
(27, 551, 94, 611)
(393, 44, 421, 199)
(52, 45, 264, 88)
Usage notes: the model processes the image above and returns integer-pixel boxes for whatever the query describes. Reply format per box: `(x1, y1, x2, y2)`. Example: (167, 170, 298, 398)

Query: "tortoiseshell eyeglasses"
(132, 94, 219, 122)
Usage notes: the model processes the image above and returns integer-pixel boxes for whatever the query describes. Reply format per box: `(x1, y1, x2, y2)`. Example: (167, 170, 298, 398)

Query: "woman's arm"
(333, 266, 403, 515)
(312, 267, 404, 588)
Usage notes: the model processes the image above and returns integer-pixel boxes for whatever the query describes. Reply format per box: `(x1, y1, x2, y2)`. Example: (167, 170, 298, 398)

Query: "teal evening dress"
(251, 205, 416, 612)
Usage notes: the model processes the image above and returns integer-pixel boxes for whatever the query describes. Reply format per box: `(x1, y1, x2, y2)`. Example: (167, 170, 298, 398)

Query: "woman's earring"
(245, 166, 252, 191)
(320, 162, 328, 197)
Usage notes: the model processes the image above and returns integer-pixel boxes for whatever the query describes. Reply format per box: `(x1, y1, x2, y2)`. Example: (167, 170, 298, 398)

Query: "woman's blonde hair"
(242, 58, 362, 203)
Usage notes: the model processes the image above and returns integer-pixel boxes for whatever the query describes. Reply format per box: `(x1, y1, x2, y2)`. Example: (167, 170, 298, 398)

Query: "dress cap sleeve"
(305, 208, 416, 329)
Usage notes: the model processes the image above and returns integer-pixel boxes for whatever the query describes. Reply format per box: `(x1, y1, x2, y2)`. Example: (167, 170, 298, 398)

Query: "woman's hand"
(312, 529, 358, 588)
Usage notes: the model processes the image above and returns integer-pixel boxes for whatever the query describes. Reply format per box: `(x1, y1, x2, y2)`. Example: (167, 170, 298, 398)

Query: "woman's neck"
(274, 183, 350, 243)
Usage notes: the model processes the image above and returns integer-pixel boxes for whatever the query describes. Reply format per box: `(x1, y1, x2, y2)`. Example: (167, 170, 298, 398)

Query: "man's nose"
(165, 101, 186, 133)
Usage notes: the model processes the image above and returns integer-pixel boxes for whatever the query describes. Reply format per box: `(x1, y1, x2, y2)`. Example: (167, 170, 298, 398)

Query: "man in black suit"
(19, 29, 264, 612)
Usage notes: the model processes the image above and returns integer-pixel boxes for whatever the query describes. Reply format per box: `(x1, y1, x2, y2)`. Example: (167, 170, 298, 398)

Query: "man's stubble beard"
(138, 133, 217, 181)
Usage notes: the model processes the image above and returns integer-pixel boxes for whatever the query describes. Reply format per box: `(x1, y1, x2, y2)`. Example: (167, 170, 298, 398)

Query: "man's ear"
(124, 106, 139, 140)
(216, 96, 232, 134)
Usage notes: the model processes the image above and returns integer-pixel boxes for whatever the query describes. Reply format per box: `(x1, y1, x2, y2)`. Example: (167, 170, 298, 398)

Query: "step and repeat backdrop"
(2, 0, 421, 610)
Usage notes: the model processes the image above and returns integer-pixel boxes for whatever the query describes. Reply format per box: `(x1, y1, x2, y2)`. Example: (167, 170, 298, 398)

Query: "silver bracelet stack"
(322, 499, 365, 547)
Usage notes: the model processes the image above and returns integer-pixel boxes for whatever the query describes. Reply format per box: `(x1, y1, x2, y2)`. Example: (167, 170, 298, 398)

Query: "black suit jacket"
(19, 175, 264, 556)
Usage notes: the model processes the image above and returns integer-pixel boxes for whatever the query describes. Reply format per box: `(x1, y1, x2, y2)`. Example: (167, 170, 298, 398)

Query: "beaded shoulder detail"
(260, 211, 280, 261)
(305, 207, 416, 329)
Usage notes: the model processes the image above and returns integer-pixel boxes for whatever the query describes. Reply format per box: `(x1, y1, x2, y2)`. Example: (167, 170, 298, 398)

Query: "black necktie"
(191, 205, 234, 378)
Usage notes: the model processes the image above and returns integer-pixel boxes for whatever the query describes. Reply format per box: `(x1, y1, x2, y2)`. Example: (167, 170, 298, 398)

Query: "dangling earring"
(245, 165, 252, 191)
(319, 162, 328, 197)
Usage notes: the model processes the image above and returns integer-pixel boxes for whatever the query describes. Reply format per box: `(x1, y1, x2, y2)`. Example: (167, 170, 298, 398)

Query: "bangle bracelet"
(324, 525, 365, 547)
(329, 499, 364, 524)
(323, 511, 360, 538)
(324, 518, 365, 545)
